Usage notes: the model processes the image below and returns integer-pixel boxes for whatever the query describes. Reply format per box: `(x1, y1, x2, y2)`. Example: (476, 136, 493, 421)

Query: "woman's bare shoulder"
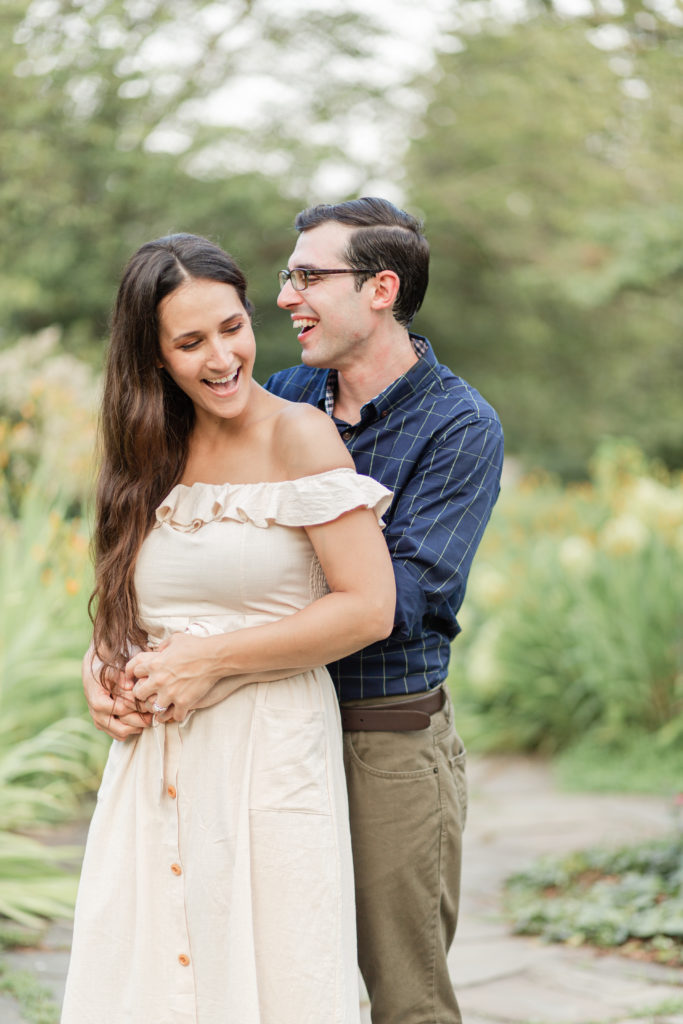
(273, 401, 354, 478)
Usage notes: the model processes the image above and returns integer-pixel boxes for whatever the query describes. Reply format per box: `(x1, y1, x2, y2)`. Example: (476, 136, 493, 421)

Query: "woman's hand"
(82, 646, 152, 739)
(126, 632, 223, 723)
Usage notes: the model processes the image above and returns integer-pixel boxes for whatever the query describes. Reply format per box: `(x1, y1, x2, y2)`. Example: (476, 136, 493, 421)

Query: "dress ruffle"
(155, 467, 393, 533)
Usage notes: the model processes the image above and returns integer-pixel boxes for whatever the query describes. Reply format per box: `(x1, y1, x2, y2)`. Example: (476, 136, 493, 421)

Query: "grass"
(554, 732, 683, 796)
(0, 960, 60, 1024)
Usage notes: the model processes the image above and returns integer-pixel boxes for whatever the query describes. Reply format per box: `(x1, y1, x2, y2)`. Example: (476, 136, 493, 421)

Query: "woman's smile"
(202, 367, 241, 395)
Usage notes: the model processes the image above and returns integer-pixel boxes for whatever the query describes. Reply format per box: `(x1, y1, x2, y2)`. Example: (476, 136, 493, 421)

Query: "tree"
(406, 3, 683, 473)
(0, 0, 390, 376)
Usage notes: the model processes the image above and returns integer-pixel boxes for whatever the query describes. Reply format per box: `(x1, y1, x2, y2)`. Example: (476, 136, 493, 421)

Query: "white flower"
(628, 477, 683, 532)
(558, 535, 594, 577)
(600, 514, 649, 555)
(469, 564, 507, 608)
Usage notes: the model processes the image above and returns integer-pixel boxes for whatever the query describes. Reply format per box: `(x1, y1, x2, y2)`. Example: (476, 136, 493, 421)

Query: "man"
(84, 198, 503, 1023)
(269, 198, 502, 1023)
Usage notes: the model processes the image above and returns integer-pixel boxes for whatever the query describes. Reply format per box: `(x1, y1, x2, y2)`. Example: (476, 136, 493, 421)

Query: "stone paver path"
(448, 756, 682, 1024)
(2, 755, 681, 1023)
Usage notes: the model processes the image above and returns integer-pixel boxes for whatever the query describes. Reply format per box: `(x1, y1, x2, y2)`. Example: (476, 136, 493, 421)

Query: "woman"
(61, 234, 395, 1024)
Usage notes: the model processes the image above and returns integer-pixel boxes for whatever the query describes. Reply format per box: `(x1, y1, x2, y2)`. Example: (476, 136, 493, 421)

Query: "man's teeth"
(293, 319, 316, 330)
(205, 370, 239, 384)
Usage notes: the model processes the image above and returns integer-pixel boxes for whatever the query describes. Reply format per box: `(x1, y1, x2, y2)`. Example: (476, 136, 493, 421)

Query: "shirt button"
(178, 954, 190, 966)
(380, 410, 388, 418)
(171, 863, 182, 876)
(342, 430, 352, 440)
(167, 785, 177, 798)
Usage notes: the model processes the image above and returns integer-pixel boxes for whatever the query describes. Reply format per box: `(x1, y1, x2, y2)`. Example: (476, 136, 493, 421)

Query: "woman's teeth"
(203, 369, 239, 389)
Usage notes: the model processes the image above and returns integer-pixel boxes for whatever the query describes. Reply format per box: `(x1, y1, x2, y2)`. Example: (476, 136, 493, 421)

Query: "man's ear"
(369, 270, 400, 312)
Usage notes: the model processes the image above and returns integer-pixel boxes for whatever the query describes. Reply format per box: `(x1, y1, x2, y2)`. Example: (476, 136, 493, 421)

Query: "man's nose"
(277, 280, 302, 308)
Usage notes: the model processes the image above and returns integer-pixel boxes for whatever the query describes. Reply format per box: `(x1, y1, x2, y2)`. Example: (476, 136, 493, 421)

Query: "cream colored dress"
(62, 468, 392, 1024)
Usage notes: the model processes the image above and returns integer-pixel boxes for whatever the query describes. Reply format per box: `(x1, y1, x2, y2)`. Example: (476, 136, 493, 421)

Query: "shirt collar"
(322, 334, 436, 420)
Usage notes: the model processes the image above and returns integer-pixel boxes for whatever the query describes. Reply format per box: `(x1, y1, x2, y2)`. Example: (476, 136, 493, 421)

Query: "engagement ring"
(152, 702, 168, 713)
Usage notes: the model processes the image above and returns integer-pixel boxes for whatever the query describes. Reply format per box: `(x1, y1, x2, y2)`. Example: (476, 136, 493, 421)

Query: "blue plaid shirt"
(265, 335, 504, 701)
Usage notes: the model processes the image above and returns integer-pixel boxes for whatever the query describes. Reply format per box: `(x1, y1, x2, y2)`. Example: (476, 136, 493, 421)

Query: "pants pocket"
(448, 747, 468, 829)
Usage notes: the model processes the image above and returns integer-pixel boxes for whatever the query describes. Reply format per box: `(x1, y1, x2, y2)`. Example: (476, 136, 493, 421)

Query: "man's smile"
(292, 318, 317, 338)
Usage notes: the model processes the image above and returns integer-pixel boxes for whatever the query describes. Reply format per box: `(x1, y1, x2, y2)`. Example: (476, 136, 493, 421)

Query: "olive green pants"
(342, 687, 467, 1024)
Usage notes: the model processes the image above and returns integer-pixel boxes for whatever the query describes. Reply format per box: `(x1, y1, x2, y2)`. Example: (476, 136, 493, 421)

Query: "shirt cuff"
(390, 560, 429, 641)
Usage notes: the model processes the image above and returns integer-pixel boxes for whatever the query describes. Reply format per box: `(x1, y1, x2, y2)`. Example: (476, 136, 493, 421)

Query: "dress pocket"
(250, 706, 330, 815)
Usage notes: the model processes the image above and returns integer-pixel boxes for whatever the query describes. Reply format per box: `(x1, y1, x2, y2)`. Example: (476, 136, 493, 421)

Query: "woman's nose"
(205, 334, 232, 366)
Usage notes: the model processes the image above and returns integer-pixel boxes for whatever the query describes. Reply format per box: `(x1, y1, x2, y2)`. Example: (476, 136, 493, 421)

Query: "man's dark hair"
(294, 197, 429, 327)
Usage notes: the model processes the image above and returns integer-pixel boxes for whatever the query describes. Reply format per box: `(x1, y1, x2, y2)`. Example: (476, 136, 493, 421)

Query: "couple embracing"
(63, 197, 503, 1024)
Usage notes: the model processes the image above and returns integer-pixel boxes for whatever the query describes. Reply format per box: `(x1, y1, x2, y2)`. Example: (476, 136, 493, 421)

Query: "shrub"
(0, 327, 98, 514)
(452, 440, 683, 784)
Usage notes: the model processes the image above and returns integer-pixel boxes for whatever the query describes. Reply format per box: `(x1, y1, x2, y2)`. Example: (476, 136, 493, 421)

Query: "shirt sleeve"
(386, 412, 504, 641)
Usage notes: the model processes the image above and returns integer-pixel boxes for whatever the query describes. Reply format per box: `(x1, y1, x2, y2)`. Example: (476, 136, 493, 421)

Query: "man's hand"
(83, 647, 152, 740)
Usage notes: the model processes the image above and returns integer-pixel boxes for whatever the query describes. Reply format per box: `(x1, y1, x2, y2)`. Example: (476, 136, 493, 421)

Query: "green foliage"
(407, 5, 683, 473)
(0, 959, 59, 1024)
(452, 441, 683, 787)
(0, 834, 81, 931)
(2, 0, 683, 473)
(0, 924, 43, 949)
(555, 732, 683, 795)
(0, 522, 103, 922)
(0, 403, 106, 930)
(505, 835, 683, 964)
(0, 328, 98, 512)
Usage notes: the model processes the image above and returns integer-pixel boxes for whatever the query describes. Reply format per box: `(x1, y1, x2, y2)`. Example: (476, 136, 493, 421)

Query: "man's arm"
(125, 407, 395, 722)
(127, 499, 394, 722)
(386, 413, 504, 639)
(154, 662, 310, 720)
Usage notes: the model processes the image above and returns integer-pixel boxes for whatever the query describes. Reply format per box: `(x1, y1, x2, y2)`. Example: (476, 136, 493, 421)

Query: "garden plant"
(0, 334, 106, 941)
(505, 834, 683, 966)
(451, 440, 683, 794)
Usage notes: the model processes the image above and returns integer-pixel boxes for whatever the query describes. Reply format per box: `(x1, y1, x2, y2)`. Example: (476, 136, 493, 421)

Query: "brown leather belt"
(340, 687, 445, 732)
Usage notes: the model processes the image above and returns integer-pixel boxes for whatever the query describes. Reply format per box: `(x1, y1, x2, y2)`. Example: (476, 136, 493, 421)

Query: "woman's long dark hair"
(90, 234, 253, 685)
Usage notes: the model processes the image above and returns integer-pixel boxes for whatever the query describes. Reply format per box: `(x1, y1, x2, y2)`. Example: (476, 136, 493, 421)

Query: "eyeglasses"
(278, 267, 375, 291)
